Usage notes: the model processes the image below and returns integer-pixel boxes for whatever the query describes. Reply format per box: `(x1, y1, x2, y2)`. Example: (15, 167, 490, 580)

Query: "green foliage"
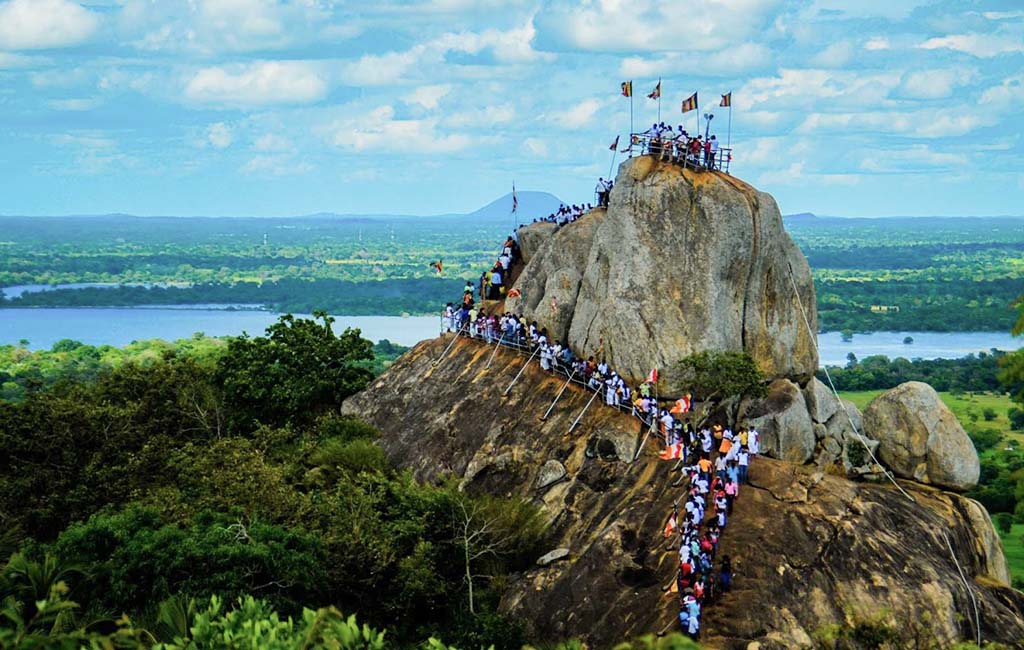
(821, 352, 1007, 393)
(609, 634, 700, 650)
(983, 407, 998, 421)
(966, 427, 1002, 454)
(672, 350, 767, 401)
(846, 441, 868, 468)
(1009, 408, 1024, 431)
(993, 512, 1013, 535)
(216, 312, 374, 431)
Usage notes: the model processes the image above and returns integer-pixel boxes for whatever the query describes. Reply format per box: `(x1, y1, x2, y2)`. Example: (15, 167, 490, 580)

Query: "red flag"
(648, 368, 658, 384)
(609, 135, 620, 151)
(647, 80, 661, 100)
(507, 287, 521, 298)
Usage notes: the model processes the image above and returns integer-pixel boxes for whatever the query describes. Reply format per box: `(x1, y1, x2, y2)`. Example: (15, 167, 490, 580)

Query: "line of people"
(533, 203, 592, 226)
(660, 422, 758, 640)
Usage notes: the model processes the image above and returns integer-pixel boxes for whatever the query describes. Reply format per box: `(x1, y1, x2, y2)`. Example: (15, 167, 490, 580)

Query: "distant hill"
(463, 191, 564, 221)
(783, 213, 1024, 227)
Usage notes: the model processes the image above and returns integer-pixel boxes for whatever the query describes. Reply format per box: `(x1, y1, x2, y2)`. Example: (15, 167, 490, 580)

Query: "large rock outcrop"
(506, 156, 817, 393)
(863, 381, 980, 492)
(344, 337, 1024, 649)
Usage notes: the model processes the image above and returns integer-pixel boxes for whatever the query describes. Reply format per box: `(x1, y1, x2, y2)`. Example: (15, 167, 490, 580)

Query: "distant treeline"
(802, 242, 1024, 271)
(1, 277, 465, 316)
(816, 278, 1021, 332)
(820, 350, 1013, 393)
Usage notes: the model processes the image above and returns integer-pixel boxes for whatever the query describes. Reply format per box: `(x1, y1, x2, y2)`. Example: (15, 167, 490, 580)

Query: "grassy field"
(842, 390, 1022, 446)
(999, 524, 1024, 586)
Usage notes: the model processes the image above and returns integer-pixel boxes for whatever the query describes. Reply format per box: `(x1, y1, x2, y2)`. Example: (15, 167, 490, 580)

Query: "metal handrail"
(626, 133, 732, 174)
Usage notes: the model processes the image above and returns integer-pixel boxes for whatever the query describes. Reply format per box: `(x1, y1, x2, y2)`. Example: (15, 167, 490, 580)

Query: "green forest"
(0, 314, 558, 649)
(2, 214, 1022, 332)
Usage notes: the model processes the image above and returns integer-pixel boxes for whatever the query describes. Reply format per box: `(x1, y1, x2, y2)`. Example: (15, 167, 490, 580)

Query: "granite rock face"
(344, 337, 1023, 648)
(508, 157, 817, 393)
(863, 381, 980, 491)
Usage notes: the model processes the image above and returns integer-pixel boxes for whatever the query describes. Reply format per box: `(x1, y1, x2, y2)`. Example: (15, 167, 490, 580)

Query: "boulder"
(863, 381, 980, 491)
(506, 211, 604, 343)
(536, 459, 567, 490)
(740, 378, 815, 463)
(803, 378, 840, 424)
(536, 548, 570, 566)
(517, 221, 556, 263)
(508, 157, 817, 392)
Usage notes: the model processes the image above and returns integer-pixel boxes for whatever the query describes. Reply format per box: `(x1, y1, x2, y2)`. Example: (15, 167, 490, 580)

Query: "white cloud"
(523, 137, 548, 157)
(864, 37, 890, 51)
(979, 75, 1024, 111)
(253, 133, 292, 152)
(241, 154, 312, 176)
(919, 33, 1024, 57)
(184, 61, 327, 107)
(796, 110, 992, 138)
(620, 43, 772, 77)
(0, 51, 46, 68)
(738, 69, 901, 111)
(896, 68, 976, 99)
(0, 0, 99, 50)
(47, 97, 100, 111)
(444, 105, 516, 128)
(206, 123, 233, 149)
(983, 11, 1024, 20)
(548, 98, 603, 129)
(810, 41, 854, 67)
(859, 145, 961, 172)
(536, 0, 784, 53)
(405, 84, 451, 110)
(328, 105, 476, 154)
(121, 0, 334, 54)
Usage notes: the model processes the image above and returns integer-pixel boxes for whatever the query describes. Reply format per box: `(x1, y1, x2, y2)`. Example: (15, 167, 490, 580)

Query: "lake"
(0, 307, 1018, 362)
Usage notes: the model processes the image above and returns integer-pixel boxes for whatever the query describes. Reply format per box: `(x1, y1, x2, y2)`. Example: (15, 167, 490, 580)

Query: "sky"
(0, 0, 1022, 218)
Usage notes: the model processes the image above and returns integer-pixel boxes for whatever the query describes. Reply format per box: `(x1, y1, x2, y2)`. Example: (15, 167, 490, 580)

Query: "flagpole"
(727, 101, 733, 173)
(657, 78, 662, 123)
(630, 93, 634, 139)
(608, 145, 617, 181)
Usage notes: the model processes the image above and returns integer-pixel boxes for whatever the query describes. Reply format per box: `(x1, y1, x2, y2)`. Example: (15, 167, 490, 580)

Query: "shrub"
(983, 407, 998, 422)
(671, 350, 767, 401)
(993, 512, 1013, 535)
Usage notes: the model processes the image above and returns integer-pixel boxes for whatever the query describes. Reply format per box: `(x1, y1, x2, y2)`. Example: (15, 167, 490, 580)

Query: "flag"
(663, 511, 677, 537)
(512, 183, 518, 213)
(507, 287, 521, 299)
(609, 135, 620, 151)
(659, 442, 684, 460)
(620, 81, 632, 97)
(670, 394, 691, 415)
(720, 92, 731, 108)
(681, 92, 698, 113)
(430, 260, 443, 274)
(647, 80, 661, 100)
(648, 368, 658, 384)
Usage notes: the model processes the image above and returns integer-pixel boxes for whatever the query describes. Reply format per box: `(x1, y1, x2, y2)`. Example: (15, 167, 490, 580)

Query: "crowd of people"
(532, 202, 593, 226)
(630, 122, 726, 170)
(441, 221, 760, 640)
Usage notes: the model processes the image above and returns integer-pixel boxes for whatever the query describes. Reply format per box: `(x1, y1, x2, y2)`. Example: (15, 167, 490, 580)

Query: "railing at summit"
(626, 134, 732, 174)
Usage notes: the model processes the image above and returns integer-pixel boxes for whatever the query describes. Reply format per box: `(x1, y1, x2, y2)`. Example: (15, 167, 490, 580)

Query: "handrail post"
(485, 333, 504, 368)
(503, 344, 541, 397)
(541, 370, 576, 421)
(568, 388, 601, 434)
(433, 324, 466, 366)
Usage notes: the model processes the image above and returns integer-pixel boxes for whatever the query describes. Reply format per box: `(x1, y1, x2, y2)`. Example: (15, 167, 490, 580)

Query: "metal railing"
(625, 133, 732, 174)
(436, 318, 663, 434)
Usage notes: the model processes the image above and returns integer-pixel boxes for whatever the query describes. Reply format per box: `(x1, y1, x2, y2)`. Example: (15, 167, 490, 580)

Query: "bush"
(671, 350, 767, 401)
(967, 427, 1002, 453)
(1009, 407, 1024, 431)
(993, 512, 1013, 535)
(983, 407, 998, 421)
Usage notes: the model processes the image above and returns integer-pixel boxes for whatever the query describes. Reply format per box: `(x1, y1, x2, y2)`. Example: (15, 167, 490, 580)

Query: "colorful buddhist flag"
(659, 442, 684, 460)
(720, 92, 731, 107)
(430, 260, 443, 274)
(647, 80, 661, 100)
(663, 511, 678, 537)
(512, 182, 518, 213)
(681, 92, 698, 113)
(648, 367, 658, 383)
(620, 81, 632, 98)
(609, 135, 620, 151)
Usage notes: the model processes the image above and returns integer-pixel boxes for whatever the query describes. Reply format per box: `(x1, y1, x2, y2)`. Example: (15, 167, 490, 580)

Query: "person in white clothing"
(748, 426, 760, 455)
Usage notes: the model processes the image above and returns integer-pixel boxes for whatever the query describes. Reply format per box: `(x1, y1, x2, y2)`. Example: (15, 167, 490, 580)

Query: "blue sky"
(1, 0, 1022, 217)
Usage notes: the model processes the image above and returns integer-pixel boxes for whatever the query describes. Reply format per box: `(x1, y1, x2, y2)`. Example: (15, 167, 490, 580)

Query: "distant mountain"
(783, 212, 819, 223)
(463, 191, 565, 221)
(0, 191, 565, 222)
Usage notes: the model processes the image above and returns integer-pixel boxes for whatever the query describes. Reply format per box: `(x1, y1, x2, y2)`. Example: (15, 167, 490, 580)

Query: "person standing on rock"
(747, 426, 760, 455)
